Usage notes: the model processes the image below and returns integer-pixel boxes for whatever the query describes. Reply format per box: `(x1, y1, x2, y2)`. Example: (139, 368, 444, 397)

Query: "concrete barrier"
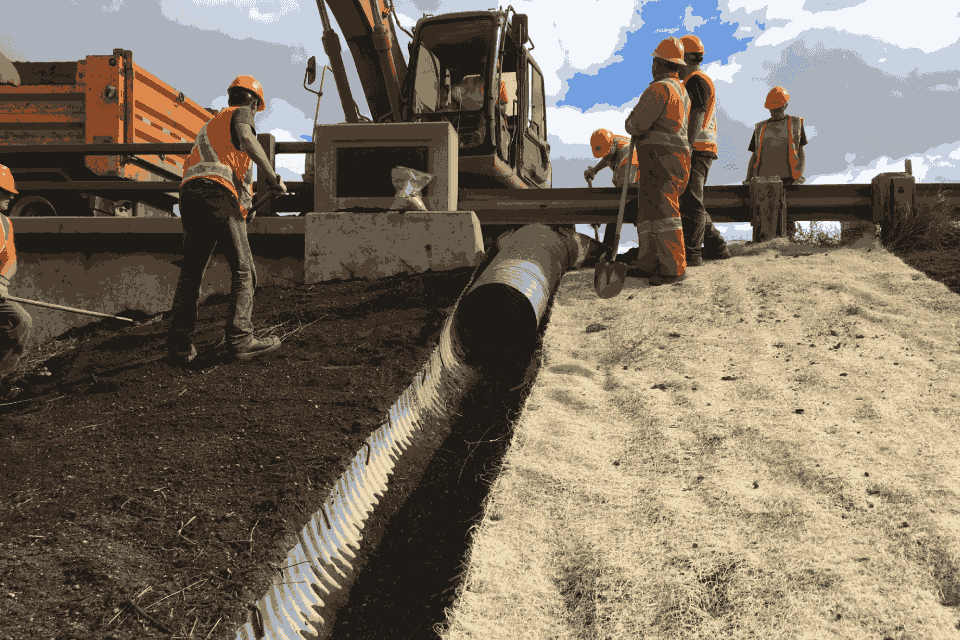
(304, 211, 484, 283)
(9, 212, 483, 342)
(10, 217, 304, 342)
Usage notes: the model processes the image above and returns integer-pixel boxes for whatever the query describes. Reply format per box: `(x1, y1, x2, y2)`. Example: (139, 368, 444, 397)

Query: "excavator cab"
(400, 11, 549, 188)
(319, 1, 549, 188)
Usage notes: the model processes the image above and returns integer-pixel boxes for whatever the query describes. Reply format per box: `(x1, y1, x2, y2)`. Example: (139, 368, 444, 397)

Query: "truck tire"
(8, 196, 57, 217)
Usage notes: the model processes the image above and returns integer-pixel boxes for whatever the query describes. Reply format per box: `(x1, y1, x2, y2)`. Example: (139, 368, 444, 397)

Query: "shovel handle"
(7, 296, 137, 322)
(609, 135, 638, 260)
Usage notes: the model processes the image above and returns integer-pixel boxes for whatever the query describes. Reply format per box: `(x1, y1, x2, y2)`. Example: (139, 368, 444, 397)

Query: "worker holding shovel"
(0, 164, 32, 377)
(166, 75, 287, 364)
(623, 36, 692, 286)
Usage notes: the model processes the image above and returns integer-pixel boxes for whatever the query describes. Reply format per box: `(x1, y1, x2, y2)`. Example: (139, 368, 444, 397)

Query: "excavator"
(308, 0, 551, 190)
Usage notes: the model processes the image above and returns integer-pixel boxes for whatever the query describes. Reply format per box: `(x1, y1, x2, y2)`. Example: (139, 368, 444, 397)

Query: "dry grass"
(440, 225, 960, 640)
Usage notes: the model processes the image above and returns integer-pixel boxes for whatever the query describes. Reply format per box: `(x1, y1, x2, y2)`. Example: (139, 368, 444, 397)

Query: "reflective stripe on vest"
(683, 70, 718, 155)
(181, 107, 254, 211)
(0, 214, 9, 254)
(638, 76, 691, 155)
(636, 215, 684, 235)
(754, 115, 802, 180)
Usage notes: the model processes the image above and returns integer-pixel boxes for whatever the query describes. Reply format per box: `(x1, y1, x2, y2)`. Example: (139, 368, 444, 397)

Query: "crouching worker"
(584, 128, 640, 243)
(166, 75, 286, 364)
(624, 36, 692, 286)
(0, 165, 32, 377)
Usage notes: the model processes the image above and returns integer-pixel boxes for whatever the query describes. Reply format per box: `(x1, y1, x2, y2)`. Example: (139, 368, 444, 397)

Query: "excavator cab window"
(409, 18, 496, 117)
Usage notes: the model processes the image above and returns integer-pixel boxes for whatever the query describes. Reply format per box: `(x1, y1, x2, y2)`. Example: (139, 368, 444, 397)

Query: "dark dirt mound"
(0, 267, 475, 640)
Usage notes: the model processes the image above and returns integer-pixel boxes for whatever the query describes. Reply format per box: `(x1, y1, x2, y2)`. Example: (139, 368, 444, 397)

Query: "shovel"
(594, 135, 636, 299)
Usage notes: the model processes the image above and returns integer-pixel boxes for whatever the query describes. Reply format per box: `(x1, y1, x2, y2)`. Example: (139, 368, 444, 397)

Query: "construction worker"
(744, 86, 808, 238)
(623, 36, 692, 286)
(166, 75, 286, 364)
(678, 35, 730, 265)
(0, 165, 32, 377)
(584, 129, 640, 242)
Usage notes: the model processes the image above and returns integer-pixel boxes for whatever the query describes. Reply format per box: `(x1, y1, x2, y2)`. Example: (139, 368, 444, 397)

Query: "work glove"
(267, 174, 287, 194)
(584, 168, 596, 182)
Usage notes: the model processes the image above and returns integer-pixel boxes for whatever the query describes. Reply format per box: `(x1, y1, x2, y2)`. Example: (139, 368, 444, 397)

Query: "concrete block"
(304, 211, 483, 283)
(314, 122, 458, 213)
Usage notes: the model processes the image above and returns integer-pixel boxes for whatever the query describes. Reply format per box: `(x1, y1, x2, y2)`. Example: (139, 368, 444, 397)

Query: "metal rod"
(315, 0, 360, 123)
(7, 296, 137, 322)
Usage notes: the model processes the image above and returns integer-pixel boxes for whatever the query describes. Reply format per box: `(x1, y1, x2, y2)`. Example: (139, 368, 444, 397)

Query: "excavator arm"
(322, 0, 407, 123)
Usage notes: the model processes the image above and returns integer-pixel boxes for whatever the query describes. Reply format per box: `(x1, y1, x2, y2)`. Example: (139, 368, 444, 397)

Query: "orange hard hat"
(651, 36, 685, 65)
(590, 128, 614, 159)
(680, 34, 704, 55)
(0, 164, 17, 195)
(229, 75, 266, 112)
(764, 86, 790, 109)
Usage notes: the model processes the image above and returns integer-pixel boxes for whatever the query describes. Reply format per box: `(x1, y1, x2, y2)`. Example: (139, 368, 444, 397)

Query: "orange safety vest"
(753, 115, 803, 180)
(181, 107, 255, 216)
(636, 75, 691, 156)
(682, 70, 718, 155)
(0, 213, 16, 284)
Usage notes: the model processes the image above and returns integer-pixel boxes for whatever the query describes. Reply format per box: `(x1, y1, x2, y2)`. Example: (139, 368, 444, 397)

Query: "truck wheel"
(8, 196, 57, 217)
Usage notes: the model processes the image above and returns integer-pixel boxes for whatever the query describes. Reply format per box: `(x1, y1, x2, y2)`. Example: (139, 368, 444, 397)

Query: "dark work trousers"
(781, 177, 799, 237)
(678, 153, 727, 260)
(167, 179, 257, 352)
(0, 297, 32, 376)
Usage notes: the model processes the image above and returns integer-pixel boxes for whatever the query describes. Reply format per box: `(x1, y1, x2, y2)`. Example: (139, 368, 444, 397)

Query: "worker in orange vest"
(744, 86, 808, 238)
(624, 36, 692, 286)
(585, 129, 640, 189)
(166, 75, 287, 364)
(678, 35, 730, 265)
(584, 129, 640, 242)
(0, 165, 32, 377)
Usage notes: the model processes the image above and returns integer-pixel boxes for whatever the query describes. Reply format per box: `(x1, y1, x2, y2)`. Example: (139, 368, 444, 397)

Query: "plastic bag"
(390, 166, 433, 211)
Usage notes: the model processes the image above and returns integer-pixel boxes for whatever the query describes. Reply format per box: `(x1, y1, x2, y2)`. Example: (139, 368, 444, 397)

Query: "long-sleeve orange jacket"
(0, 213, 17, 287)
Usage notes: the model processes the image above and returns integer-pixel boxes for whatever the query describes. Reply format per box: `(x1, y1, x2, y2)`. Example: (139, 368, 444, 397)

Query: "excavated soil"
(1, 232, 959, 640)
(0, 267, 479, 640)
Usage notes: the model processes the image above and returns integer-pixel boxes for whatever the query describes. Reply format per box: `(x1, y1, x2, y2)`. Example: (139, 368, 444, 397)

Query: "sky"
(4, 0, 960, 246)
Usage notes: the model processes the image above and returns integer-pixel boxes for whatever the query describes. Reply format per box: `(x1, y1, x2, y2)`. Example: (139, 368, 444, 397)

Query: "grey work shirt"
(748, 115, 807, 179)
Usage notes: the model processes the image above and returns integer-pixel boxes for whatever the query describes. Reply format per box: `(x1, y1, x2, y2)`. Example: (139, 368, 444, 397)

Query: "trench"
(235, 225, 591, 640)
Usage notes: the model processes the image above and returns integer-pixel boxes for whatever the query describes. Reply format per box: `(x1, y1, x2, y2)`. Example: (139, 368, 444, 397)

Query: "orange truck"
(0, 48, 213, 216)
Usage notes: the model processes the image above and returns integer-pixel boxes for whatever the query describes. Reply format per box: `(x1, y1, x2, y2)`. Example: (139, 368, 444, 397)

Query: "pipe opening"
(454, 282, 539, 367)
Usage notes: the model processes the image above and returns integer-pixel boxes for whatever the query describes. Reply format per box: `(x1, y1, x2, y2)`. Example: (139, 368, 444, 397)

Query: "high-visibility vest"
(753, 115, 803, 180)
(637, 75, 691, 156)
(0, 213, 16, 284)
(181, 106, 255, 215)
(611, 134, 639, 185)
(682, 70, 718, 155)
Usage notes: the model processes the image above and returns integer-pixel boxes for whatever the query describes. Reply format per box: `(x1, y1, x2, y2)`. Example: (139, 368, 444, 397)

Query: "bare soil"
(2, 231, 959, 640)
(0, 267, 477, 640)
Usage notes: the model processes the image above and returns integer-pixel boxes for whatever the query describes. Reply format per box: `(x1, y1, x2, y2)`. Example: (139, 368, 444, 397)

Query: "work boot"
(167, 343, 197, 364)
(228, 335, 281, 361)
(648, 273, 687, 287)
(702, 237, 731, 261)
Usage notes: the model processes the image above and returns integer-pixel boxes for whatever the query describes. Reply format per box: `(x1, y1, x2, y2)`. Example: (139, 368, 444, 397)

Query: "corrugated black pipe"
(234, 224, 600, 640)
(453, 224, 597, 368)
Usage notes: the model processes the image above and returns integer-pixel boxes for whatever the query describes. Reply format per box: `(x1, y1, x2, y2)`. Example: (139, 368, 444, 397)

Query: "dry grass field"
(439, 212, 960, 639)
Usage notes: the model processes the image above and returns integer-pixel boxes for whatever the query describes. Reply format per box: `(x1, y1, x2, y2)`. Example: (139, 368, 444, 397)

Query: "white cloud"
(546, 104, 635, 146)
(102, 0, 125, 11)
(740, 0, 960, 53)
(845, 153, 856, 163)
(702, 60, 742, 84)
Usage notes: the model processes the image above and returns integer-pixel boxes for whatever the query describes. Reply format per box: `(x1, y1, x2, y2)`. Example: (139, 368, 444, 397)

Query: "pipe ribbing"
(233, 225, 598, 640)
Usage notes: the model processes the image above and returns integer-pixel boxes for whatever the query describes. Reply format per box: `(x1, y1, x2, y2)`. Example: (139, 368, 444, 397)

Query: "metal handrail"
(0, 142, 315, 155)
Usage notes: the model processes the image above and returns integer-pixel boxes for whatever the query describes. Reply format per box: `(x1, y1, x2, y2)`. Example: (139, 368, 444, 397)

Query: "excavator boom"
(323, 0, 407, 123)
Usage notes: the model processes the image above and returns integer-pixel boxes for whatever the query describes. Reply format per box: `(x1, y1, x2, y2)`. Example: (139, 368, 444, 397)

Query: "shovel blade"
(594, 261, 628, 299)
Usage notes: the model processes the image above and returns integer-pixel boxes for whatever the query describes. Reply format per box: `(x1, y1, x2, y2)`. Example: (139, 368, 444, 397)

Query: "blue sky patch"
(558, 0, 754, 110)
